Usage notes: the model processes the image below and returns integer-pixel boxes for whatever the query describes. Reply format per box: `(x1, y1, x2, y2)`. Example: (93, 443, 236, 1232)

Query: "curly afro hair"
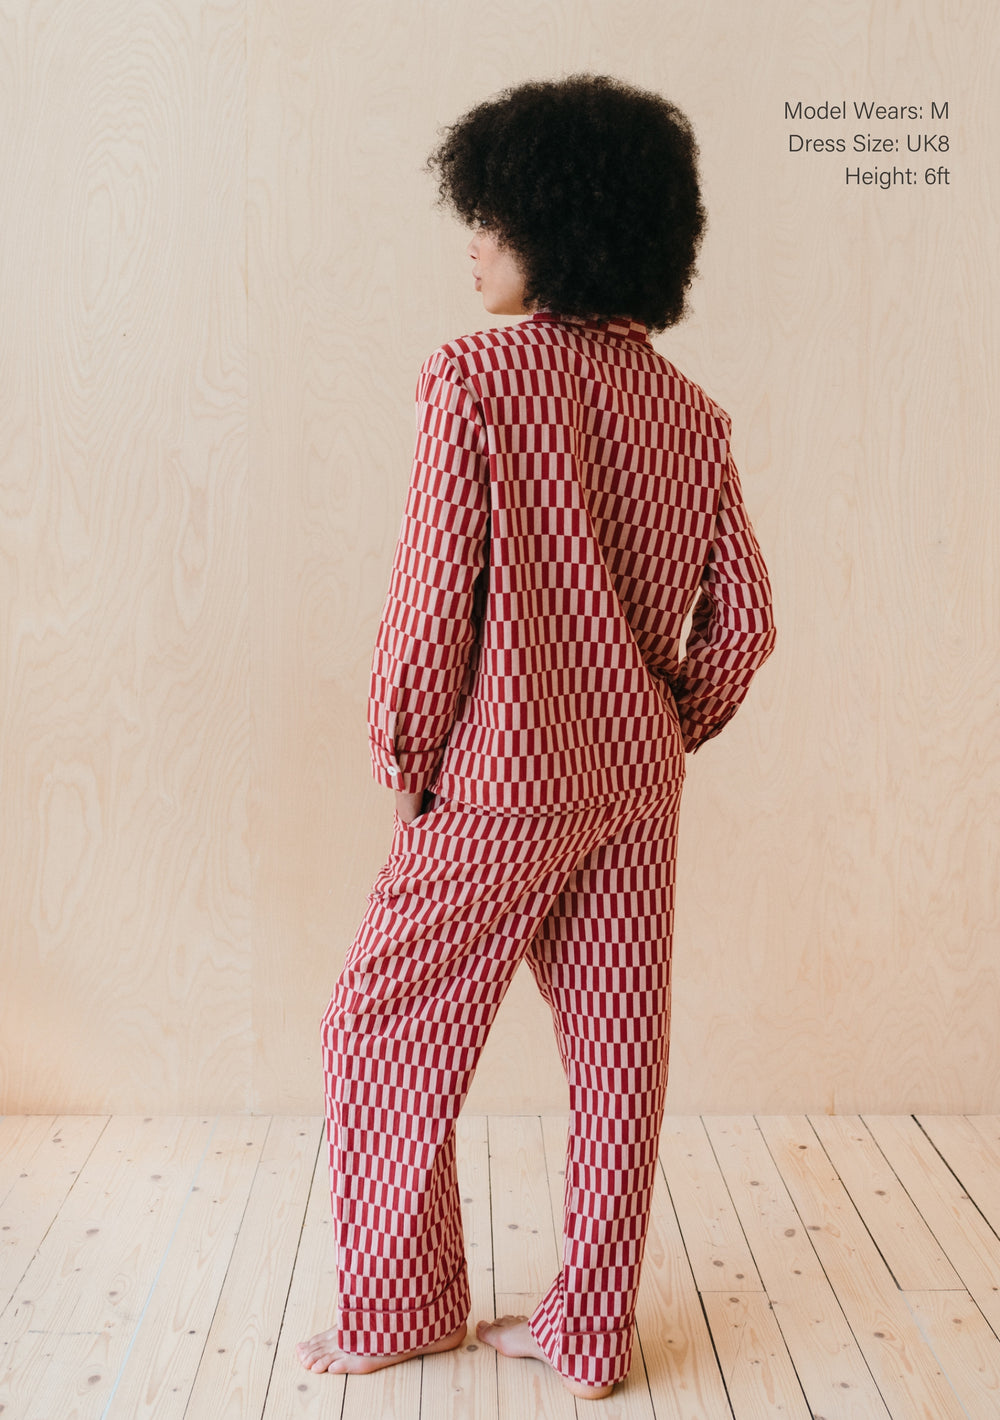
(427, 74, 706, 331)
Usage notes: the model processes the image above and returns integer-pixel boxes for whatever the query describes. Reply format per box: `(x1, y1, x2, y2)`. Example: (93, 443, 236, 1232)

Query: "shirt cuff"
(369, 731, 441, 794)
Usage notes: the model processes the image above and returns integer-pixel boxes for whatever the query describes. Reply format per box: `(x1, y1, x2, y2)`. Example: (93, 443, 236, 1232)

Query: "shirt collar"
(527, 310, 650, 345)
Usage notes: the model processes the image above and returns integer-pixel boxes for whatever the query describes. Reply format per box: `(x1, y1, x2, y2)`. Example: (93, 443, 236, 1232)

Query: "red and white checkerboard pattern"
(324, 784, 681, 1387)
(369, 311, 775, 809)
(324, 311, 775, 1386)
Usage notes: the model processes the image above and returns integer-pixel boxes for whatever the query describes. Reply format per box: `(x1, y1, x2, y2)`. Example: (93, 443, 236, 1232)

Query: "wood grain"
(701, 1291, 812, 1419)
(182, 1116, 318, 1419)
(658, 1118, 762, 1292)
(240, 0, 1000, 1119)
(419, 1115, 500, 1420)
(808, 1114, 960, 1289)
(260, 1118, 345, 1419)
(914, 1116, 1000, 1236)
(864, 1115, 1000, 1340)
(102, 1115, 272, 1420)
(488, 1115, 560, 1297)
(0, 1115, 108, 1316)
(757, 1115, 968, 1419)
(634, 1139, 735, 1418)
(0, 0, 250, 1114)
(902, 1291, 1000, 1420)
(5, 1110, 1000, 1416)
(0, 1116, 214, 1420)
(704, 1115, 892, 1419)
(1, 0, 997, 1117)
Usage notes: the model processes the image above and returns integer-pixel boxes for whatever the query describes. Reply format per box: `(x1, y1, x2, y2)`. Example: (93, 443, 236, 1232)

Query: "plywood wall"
(1, 0, 996, 1115)
(0, 0, 251, 1112)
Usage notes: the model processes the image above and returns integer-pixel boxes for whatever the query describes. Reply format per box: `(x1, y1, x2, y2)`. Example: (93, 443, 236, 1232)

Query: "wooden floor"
(2, 1116, 1000, 1418)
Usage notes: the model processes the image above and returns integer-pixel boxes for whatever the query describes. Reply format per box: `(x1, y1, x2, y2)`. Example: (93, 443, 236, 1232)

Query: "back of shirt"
(369, 311, 775, 811)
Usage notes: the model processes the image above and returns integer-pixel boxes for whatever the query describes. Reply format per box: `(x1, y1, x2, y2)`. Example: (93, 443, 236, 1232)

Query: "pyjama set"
(324, 311, 775, 1387)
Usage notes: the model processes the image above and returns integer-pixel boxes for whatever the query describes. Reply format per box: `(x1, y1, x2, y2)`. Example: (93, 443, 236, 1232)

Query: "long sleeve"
(670, 454, 775, 752)
(368, 350, 489, 793)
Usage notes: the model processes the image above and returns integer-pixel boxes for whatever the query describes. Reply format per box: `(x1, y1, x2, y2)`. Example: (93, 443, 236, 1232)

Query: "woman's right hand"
(394, 788, 426, 825)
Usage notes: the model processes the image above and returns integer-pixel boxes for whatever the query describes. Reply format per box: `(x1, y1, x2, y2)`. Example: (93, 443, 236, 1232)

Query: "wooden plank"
(918, 1118, 1000, 1207)
(340, 1356, 422, 1420)
(757, 1116, 967, 1419)
(968, 1116, 1000, 1150)
(701, 1292, 811, 1418)
(865, 1115, 1000, 1338)
(918, 1117, 1000, 1239)
(260, 1120, 345, 1420)
(101, 1115, 272, 1420)
(183, 1117, 319, 1420)
(705, 1116, 890, 1419)
(488, 1116, 560, 1296)
(419, 1114, 499, 1420)
(0, 1116, 58, 1202)
(0, 1116, 108, 1314)
(0, 1116, 215, 1420)
(493, 1291, 577, 1420)
(635, 1150, 733, 1418)
(595, 1358, 661, 1420)
(539, 1113, 567, 1262)
(904, 1290, 1000, 1420)
(460, 1115, 498, 1328)
(489, 1114, 572, 1418)
(659, 1118, 762, 1292)
(809, 1115, 960, 1289)
(540, 1114, 656, 1420)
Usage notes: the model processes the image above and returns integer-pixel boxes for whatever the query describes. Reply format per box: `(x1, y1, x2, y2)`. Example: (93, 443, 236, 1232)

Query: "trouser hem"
(528, 1282, 634, 1387)
(336, 1261, 470, 1356)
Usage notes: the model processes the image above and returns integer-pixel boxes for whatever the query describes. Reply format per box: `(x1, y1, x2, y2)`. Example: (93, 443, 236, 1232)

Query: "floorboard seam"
(100, 1116, 220, 1420)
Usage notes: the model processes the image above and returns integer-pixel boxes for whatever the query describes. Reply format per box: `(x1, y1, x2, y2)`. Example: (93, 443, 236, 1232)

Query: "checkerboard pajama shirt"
(323, 311, 774, 1386)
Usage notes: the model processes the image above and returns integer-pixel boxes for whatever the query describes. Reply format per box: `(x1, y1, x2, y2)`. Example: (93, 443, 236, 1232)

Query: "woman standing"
(297, 75, 775, 1400)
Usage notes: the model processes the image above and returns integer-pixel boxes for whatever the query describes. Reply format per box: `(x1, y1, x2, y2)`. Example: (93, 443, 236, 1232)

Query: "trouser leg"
(526, 787, 681, 1387)
(323, 793, 665, 1356)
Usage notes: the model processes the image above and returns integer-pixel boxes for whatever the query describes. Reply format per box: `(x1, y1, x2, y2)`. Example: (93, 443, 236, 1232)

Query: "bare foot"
(476, 1315, 616, 1400)
(295, 1321, 467, 1375)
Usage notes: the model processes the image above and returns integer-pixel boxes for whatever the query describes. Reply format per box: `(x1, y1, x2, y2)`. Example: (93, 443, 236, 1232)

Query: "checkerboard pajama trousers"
(322, 781, 681, 1388)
